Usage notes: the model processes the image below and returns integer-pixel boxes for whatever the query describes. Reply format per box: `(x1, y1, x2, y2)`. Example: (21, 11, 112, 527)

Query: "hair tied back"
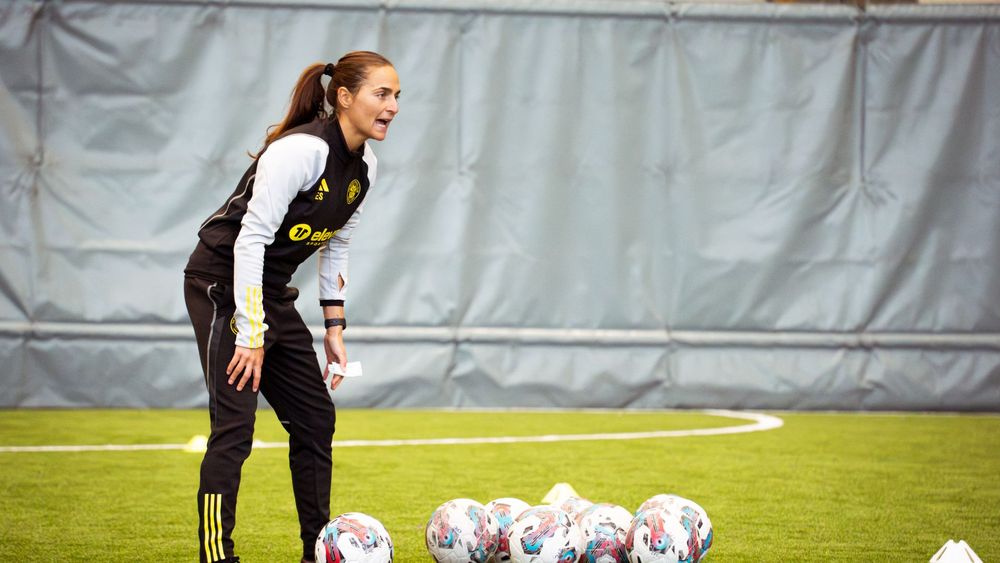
(323, 63, 335, 77)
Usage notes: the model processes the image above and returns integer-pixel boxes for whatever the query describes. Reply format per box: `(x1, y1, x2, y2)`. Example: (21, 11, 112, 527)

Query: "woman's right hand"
(227, 346, 264, 392)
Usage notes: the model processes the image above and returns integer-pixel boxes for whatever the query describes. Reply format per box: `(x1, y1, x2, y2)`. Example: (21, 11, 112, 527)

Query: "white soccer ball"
(507, 505, 582, 563)
(635, 495, 672, 515)
(625, 507, 695, 563)
(577, 503, 632, 563)
(635, 495, 712, 561)
(426, 498, 499, 563)
(555, 496, 594, 523)
(315, 512, 393, 563)
(485, 498, 532, 562)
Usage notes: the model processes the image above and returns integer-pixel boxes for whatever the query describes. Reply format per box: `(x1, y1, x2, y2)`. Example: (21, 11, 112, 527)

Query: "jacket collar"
(327, 117, 364, 163)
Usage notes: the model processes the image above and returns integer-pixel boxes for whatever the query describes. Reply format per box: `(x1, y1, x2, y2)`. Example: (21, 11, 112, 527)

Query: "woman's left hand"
(323, 327, 347, 390)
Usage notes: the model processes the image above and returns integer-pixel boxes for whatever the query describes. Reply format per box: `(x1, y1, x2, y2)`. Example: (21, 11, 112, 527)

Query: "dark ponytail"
(253, 52, 394, 159)
(253, 63, 328, 158)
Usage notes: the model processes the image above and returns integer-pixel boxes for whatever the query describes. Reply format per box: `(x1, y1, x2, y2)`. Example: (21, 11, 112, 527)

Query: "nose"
(386, 96, 398, 115)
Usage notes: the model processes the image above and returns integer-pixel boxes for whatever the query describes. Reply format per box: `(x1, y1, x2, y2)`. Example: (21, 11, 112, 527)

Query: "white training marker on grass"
(0, 409, 783, 453)
(542, 482, 582, 504)
(930, 540, 983, 563)
(184, 434, 208, 453)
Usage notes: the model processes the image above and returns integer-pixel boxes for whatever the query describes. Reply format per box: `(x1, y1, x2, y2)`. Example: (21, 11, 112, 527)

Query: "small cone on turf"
(184, 435, 208, 453)
(541, 482, 581, 504)
(929, 540, 983, 563)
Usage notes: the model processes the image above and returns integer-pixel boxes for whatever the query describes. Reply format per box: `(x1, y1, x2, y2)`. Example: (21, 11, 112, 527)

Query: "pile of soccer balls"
(425, 494, 713, 563)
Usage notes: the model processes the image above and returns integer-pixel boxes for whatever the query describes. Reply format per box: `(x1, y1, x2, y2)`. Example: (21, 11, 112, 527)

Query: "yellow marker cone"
(184, 435, 208, 453)
(542, 483, 581, 504)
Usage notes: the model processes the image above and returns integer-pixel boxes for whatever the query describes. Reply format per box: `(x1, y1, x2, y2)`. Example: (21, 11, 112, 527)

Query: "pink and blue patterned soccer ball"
(635, 495, 712, 561)
(315, 512, 393, 563)
(625, 506, 695, 563)
(506, 505, 583, 563)
(426, 498, 499, 563)
(485, 497, 531, 562)
(555, 496, 594, 523)
(577, 503, 632, 563)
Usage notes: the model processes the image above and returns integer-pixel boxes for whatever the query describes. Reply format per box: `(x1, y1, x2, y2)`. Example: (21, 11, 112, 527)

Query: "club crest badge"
(346, 179, 361, 204)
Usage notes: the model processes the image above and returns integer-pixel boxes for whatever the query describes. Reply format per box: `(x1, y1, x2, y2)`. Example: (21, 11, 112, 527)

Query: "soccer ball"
(577, 503, 632, 563)
(426, 498, 499, 563)
(635, 495, 672, 515)
(507, 506, 582, 563)
(555, 496, 594, 523)
(315, 512, 393, 563)
(485, 497, 531, 562)
(661, 496, 712, 561)
(635, 495, 712, 561)
(625, 507, 695, 563)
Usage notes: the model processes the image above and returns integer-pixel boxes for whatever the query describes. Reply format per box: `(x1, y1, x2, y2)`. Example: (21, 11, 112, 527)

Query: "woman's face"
(339, 65, 400, 147)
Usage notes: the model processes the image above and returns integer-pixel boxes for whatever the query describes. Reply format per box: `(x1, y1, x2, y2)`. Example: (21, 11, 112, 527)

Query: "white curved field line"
(0, 409, 782, 453)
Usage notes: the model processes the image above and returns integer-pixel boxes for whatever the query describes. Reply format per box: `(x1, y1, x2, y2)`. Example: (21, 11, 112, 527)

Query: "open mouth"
(375, 118, 391, 129)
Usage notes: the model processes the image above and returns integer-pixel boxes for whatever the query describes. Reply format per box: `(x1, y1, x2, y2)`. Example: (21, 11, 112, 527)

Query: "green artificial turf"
(0, 409, 997, 562)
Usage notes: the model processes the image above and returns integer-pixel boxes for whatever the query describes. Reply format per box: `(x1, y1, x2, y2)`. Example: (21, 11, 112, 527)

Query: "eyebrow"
(373, 86, 401, 95)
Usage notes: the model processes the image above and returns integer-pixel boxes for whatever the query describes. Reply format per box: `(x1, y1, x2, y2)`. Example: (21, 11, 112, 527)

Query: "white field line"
(0, 409, 782, 454)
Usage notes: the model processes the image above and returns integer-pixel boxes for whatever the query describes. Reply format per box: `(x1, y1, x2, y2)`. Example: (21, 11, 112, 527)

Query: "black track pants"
(185, 276, 335, 562)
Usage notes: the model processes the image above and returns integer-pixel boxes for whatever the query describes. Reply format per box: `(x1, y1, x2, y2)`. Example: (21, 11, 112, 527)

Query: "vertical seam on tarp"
(20, 1, 47, 406)
(856, 15, 877, 332)
(441, 13, 468, 405)
(34, 3, 44, 169)
(456, 15, 466, 178)
(31, 1, 45, 326)
(857, 16, 869, 194)
(663, 5, 676, 408)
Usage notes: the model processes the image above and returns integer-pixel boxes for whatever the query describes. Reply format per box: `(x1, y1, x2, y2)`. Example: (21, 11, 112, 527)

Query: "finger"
(228, 356, 246, 385)
(226, 353, 240, 376)
(330, 374, 344, 391)
(236, 364, 253, 391)
(322, 364, 330, 381)
(252, 363, 262, 393)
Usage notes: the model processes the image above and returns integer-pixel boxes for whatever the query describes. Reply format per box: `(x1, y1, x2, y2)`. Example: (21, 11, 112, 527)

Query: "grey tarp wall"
(1, 0, 998, 409)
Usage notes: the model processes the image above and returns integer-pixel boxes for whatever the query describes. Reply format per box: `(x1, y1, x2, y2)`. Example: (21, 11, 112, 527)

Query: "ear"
(337, 86, 353, 111)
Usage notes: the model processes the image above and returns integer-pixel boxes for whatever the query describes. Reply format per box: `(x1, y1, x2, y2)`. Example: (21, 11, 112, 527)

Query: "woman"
(183, 51, 400, 563)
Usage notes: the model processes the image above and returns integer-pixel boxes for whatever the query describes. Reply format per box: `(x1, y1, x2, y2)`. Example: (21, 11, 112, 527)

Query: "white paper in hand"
(327, 361, 363, 378)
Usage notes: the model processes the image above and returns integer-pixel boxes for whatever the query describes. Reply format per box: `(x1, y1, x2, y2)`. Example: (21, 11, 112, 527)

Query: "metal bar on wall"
(2, 321, 999, 349)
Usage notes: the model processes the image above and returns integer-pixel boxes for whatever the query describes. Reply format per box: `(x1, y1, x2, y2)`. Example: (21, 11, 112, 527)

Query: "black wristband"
(324, 318, 347, 330)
